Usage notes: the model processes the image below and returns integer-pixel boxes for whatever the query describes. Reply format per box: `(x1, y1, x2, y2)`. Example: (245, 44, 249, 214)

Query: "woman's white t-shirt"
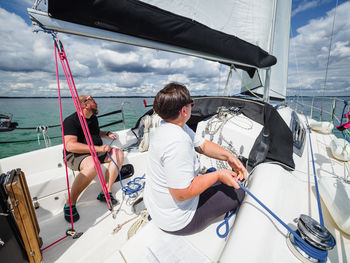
(144, 121, 204, 231)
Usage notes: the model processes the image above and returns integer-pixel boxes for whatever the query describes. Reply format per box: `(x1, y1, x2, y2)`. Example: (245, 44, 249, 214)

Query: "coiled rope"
(108, 138, 145, 199)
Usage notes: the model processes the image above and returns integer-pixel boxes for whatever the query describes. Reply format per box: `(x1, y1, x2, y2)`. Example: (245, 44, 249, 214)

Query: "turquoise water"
(0, 97, 153, 159)
(0, 96, 349, 159)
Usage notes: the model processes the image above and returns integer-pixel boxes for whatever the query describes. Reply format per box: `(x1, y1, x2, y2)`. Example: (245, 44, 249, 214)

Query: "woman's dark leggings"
(165, 182, 245, 235)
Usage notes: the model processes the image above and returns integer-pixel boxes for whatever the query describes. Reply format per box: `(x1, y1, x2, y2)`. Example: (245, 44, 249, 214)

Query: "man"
(63, 95, 124, 222)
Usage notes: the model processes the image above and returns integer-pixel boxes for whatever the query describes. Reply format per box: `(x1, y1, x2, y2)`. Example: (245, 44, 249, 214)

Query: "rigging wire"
(231, 65, 263, 101)
(320, 0, 339, 119)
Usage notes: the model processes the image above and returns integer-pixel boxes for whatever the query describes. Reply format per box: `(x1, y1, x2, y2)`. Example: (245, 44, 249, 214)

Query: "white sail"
(142, 0, 291, 100)
(241, 0, 292, 100)
(142, 0, 274, 51)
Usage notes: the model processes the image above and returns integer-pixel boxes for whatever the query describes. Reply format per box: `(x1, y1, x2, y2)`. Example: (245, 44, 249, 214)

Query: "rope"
(237, 182, 327, 261)
(139, 115, 153, 152)
(216, 209, 236, 238)
(108, 138, 146, 199)
(54, 41, 75, 229)
(54, 37, 112, 210)
(292, 102, 325, 226)
(127, 210, 149, 239)
(231, 65, 263, 101)
(210, 103, 328, 260)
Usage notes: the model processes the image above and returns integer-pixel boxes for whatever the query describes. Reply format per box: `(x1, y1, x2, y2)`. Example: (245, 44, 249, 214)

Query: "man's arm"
(197, 140, 247, 180)
(65, 135, 111, 153)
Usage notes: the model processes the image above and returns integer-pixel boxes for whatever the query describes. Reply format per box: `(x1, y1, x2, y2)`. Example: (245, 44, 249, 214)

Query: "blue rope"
(211, 99, 330, 260)
(237, 182, 328, 262)
(303, 113, 325, 226)
(107, 138, 145, 198)
(295, 101, 326, 226)
(107, 151, 145, 198)
(216, 209, 236, 238)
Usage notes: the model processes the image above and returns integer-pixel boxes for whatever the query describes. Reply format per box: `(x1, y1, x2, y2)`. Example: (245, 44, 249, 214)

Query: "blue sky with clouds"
(0, 0, 349, 97)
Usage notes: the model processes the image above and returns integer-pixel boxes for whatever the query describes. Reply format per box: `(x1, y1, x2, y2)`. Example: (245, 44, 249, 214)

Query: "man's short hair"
(153, 83, 191, 120)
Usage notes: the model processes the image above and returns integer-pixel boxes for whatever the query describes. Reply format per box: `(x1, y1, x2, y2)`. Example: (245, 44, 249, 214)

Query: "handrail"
(288, 96, 350, 141)
(0, 108, 126, 145)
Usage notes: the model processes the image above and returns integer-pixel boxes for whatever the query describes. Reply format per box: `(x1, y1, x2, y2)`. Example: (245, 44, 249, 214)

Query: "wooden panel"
(6, 169, 42, 263)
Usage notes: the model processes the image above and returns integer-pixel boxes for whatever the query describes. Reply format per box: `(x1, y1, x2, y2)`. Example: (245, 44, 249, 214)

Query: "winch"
(287, 214, 336, 263)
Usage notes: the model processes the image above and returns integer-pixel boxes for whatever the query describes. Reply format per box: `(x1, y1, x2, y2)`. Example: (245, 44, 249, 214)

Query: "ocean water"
(0, 96, 349, 159)
(0, 97, 154, 159)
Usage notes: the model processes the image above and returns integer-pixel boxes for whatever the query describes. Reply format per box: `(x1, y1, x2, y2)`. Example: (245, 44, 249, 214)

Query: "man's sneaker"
(97, 192, 119, 206)
(64, 204, 80, 222)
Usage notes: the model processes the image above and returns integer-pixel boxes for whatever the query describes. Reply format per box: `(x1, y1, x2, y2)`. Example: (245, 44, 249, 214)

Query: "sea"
(0, 97, 154, 159)
(0, 96, 349, 159)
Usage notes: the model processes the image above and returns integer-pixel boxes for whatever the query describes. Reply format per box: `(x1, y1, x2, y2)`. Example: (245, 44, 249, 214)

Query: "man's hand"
(227, 156, 247, 181)
(107, 132, 117, 140)
(98, 145, 111, 153)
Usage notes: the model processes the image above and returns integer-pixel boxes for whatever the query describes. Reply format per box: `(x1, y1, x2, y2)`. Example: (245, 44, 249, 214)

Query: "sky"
(0, 0, 349, 97)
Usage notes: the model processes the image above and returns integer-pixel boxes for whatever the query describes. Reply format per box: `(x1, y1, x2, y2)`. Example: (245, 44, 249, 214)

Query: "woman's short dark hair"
(153, 83, 191, 120)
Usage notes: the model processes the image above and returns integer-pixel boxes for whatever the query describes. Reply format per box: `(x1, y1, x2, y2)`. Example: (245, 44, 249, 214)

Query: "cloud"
(1, 2, 349, 98)
(288, 1, 350, 96)
(292, 1, 318, 17)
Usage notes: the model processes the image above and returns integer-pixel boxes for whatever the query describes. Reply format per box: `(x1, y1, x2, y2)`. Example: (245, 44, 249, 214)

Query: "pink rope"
(54, 43, 75, 229)
(54, 39, 112, 209)
(41, 235, 68, 252)
(41, 37, 113, 253)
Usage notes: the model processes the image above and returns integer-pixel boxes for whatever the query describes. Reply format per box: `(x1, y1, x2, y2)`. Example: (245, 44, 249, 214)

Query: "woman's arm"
(169, 169, 240, 202)
(197, 140, 247, 180)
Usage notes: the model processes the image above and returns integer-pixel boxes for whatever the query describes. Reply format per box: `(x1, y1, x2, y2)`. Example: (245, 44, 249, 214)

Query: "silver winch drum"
(286, 214, 336, 263)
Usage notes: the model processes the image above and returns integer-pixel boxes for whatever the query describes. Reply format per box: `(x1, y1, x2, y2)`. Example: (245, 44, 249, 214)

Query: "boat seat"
(26, 166, 75, 200)
(108, 213, 235, 263)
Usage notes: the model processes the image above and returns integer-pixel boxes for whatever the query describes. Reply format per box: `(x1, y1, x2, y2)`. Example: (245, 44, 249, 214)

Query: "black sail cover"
(48, 0, 277, 76)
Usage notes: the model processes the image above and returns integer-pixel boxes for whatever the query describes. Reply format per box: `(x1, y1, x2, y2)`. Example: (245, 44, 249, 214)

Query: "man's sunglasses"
(84, 96, 95, 103)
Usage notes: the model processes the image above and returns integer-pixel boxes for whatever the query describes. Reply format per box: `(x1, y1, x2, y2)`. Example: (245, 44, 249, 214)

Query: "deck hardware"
(0, 238, 4, 246)
(297, 214, 335, 250)
(58, 163, 62, 168)
(0, 212, 9, 217)
(33, 197, 40, 209)
(66, 228, 83, 239)
(286, 214, 336, 262)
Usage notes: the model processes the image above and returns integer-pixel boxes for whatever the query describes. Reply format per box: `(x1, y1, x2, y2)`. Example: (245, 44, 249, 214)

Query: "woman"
(144, 83, 247, 235)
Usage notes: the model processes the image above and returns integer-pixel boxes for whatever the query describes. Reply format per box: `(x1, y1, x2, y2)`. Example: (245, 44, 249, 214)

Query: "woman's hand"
(218, 169, 240, 189)
(227, 156, 247, 181)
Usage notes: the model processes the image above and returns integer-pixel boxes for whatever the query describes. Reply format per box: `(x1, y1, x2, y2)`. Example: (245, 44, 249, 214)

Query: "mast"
(263, 0, 278, 103)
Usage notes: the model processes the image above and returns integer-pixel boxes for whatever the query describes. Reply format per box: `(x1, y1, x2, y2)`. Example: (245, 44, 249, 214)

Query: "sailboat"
(0, 0, 349, 262)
